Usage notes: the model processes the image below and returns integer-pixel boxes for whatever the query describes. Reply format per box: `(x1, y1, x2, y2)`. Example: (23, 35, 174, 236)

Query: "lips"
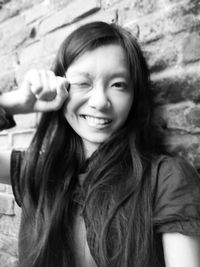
(80, 115, 112, 127)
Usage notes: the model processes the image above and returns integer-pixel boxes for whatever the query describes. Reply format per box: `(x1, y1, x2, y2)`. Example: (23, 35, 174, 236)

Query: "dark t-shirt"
(10, 151, 200, 266)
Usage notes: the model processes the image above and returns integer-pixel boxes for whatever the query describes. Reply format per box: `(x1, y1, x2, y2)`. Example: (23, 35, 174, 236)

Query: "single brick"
(0, 210, 21, 237)
(182, 33, 200, 63)
(13, 113, 38, 130)
(130, 0, 157, 15)
(0, 133, 10, 150)
(185, 106, 200, 128)
(155, 102, 200, 133)
(152, 70, 200, 104)
(11, 130, 35, 149)
(0, 193, 14, 216)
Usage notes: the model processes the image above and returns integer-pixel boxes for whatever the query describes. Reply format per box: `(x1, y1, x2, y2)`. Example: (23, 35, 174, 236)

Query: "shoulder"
(150, 155, 200, 234)
(151, 155, 200, 193)
(151, 155, 200, 219)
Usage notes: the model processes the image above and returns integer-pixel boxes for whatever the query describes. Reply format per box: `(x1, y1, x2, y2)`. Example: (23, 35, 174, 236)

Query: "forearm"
(0, 69, 69, 117)
(0, 90, 26, 115)
(163, 233, 200, 267)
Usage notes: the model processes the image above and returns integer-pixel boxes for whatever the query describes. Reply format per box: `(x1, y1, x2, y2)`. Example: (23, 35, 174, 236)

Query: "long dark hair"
(20, 21, 160, 267)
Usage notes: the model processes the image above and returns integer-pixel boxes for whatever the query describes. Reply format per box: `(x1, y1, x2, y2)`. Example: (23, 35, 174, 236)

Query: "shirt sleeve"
(152, 156, 200, 235)
(10, 150, 25, 207)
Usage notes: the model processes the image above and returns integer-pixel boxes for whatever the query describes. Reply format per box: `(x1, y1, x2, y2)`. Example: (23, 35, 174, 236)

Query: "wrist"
(0, 90, 24, 115)
(0, 91, 18, 130)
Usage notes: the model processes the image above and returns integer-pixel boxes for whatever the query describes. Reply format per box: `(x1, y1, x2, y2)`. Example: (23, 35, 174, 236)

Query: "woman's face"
(64, 44, 134, 157)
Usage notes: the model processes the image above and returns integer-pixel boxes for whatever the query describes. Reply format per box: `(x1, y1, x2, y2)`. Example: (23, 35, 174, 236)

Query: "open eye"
(112, 82, 127, 90)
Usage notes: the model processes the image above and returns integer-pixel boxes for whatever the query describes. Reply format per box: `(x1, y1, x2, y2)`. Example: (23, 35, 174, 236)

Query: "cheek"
(62, 100, 73, 123)
(63, 95, 77, 115)
(115, 95, 133, 119)
(62, 96, 82, 127)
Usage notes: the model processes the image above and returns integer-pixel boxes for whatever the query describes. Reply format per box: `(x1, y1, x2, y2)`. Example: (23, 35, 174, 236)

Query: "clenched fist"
(0, 69, 69, 114)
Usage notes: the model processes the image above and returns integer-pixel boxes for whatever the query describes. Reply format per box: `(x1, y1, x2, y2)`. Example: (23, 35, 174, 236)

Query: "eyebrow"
(107, 71, 130, 79)
(67, 72, 91, 78)
(68, 70, 130, 79)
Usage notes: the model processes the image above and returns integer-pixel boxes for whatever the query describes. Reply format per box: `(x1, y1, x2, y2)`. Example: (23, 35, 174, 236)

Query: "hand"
(0, 69, 69, 114)
(20, 69, 69, 112)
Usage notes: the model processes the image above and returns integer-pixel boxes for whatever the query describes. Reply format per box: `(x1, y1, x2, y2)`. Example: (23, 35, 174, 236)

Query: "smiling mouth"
(80, 115, 112, 126)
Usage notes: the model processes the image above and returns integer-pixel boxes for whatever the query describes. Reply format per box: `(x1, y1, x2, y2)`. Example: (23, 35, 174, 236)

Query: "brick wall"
(0, 0, 200, 265)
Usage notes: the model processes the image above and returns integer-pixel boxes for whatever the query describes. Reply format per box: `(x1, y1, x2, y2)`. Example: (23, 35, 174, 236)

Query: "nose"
(88, 83, 110, 110)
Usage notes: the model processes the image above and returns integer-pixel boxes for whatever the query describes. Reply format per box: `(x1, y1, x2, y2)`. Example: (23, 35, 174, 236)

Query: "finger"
(39, 71, 57, 101)
(54, 77, 69, 106)
(47, 70, 57, 97)
(25, 69, 43, 97)
(35, 70, 51, 100)
(33, 77, 69, 112)
(37, 70, 57, 101)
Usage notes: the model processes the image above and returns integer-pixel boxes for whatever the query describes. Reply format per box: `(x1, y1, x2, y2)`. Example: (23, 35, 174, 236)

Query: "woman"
(0, 21, 200, 267)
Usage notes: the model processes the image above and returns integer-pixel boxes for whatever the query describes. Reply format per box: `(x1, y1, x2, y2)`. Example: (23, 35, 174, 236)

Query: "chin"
(83, 135, 111, 145)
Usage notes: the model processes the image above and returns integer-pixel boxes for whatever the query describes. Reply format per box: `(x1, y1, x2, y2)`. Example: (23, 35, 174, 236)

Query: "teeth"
(83, 115, 111, 126)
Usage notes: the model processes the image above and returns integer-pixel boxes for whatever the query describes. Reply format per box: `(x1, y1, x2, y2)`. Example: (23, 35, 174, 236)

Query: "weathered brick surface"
(155, 102, 200, 133)
(163, 132, 200, 168)
(0, 133, 10, 150)
(143, 38, 178, 72)
(0, 253, 18, 267)
(0, 234, 18, 255)
(0, 205, 21, 236)
(0, 71, 16, 93)
(13, 113, 38, 129)
(0, 193, 14, 215)
(11, 130, 35, 149)
(39, 0, 101, 35)
(0, 15, 30, 55)
(151, 64, 200, 104)
(181, 32, 200, 64)
(0, 0, 200, 264)
(0, 2, 20, 23)
(0, 184, 6, 193)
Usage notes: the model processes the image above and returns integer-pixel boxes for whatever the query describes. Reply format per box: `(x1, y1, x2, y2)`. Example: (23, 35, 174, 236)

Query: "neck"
(83, 139, 100, 159)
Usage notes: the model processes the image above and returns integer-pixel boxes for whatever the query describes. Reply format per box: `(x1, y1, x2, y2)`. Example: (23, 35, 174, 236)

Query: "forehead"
(66, 44, 130, 79)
